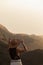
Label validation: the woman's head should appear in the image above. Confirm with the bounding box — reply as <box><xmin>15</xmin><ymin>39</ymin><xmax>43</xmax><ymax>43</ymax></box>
<box><xmin>9</xmin><ymin>39</ymin><xmax>20</xmax><ymax>48</ymax></box>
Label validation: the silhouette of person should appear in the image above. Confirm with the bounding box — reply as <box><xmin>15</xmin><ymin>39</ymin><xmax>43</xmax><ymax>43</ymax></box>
<box><xmin>8</xmin><ymin>39</ymin><xmax>28</xmax><ymax>65</ymax></box>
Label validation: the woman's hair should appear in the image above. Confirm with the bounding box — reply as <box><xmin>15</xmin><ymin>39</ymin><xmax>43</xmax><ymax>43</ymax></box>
<box><xmin>9</xmin><ymin>39</ymin><xmax>20</xmax><ymax>46</ymax></box>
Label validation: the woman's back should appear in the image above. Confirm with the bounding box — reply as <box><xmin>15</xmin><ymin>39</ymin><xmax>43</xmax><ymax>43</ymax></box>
<box><xmin>9</xmin><ymin>48</ymin><xmax>20</xmax><ymax>60</ymax></box>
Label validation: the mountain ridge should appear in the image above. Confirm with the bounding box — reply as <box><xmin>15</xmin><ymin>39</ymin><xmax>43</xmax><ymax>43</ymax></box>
<box><xmin>0</xmin><ymin>24</ymin><xmax>43</xmax><ymax>50</ymax></box>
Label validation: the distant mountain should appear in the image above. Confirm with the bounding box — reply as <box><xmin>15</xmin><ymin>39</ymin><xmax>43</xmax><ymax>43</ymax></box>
<box><xmin>0</xmin><ymin>24</ymin><xmax>15</xmax><ymax>42</ymax></box>
<box><xmin>0</xmin><ymin>24</ymin><xmax>43</xmax><ymax>50</ymax></box>
<box><xmin>15</xmin><ymin>34</ymin><xmax>43</xmax><ymax>50</ymax></box>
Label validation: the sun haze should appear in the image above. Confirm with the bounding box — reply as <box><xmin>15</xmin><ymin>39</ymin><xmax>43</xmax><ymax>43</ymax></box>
<box><xmin>0</xmin><ymin>0</ymin><xmax>43</xmax><ymax>35</ymax></box>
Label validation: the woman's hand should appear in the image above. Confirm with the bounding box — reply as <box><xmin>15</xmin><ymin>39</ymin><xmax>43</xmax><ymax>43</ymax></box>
<box><xmin>21</xmin><ymin>40</ymin><xmax>28</xmax><ymax>52</ymax></box>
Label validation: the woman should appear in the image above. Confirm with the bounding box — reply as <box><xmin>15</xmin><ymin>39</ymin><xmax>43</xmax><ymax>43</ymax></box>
<box><xmin>8</xmin><ymin>39</ymin><xmax>28</xmax><ymax>65</ymax></box>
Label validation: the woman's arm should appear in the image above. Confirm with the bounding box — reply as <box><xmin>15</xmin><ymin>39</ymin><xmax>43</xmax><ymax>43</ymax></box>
<box><xmin>17</xmin><ymin>40</ymin><xmax>28</xmax><ymax>53</ymax></box>
<box><xmin>17</xmin><ymin>47</ymin><xmax>25</xmax><ymax>53</ymax></box>
<box><xmin>22</xmin><ymin>41</ymin><xmax>28</xmax><ymax>51</ymax></box>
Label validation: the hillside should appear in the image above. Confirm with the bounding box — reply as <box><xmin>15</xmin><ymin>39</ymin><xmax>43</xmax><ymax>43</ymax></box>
<box><xmin>0</xmin><ymin>24</ymin><xmax>43</xmax><ymax>50</ymax></box>
<box><xmin>0</xmin><ymin>24</ymin><xmax>15</xmax><ymax>42</ymax></box>
<box><xmin>0</xmin><ymin>41</ymin><xmax>43</xmax><ymax>65</ymax></box>
<box><xmin>21</xmin><ymin>49</ymin><xmax>43</xmax><ymax>65</ymax></box>
<box><xmin>0</xmin><ymin>40</ymin><xmax>10</xmax><ymax>65</ymax></box>
<box><xmin>0</xmin><ymin>24</ymin><xmax>43</xmax><ymax>65</ymax></box>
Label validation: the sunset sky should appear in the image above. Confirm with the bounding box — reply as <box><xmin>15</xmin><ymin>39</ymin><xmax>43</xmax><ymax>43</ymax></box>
<box><xmin>0</xmin><ymin>0</ymin><xmax>43</xmax><ymax>35</ymax></box>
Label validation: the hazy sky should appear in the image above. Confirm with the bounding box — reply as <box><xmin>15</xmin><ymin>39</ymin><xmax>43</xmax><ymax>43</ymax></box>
<box><xmin>0</xmin><ymin>0</ymin><xmax>43</xmax><ymax>35</ymax></box>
